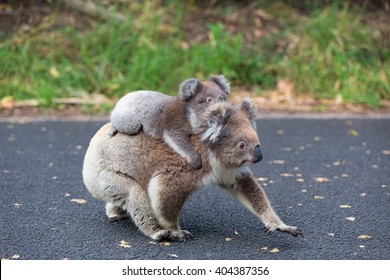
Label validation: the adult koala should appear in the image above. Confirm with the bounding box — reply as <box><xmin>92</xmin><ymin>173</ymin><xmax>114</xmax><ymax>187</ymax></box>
<box><xmin>83</xmin><ymin>99</ymin><xmax>303</xmax><ymax>241</ymax></box>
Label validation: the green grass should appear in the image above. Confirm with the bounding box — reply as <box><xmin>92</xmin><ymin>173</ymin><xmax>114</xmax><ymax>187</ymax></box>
<box><xmin>0</xmin><ymin>1</ymin><xmax>389</xmax><ymax>108</ymax></box>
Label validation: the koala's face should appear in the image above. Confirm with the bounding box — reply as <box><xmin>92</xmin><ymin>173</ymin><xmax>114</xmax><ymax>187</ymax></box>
<box><xmin>200</xmin><ymin>99</ymin><xmax>263</xmax><ymax>169</ymax></box>
<box><xmin>179</xmin><ymin>75</ymin><xmax>230</xmax><ymax>122</ymax></box>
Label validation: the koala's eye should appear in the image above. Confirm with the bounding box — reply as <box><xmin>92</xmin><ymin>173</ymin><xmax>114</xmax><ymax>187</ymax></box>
<box><xmin>238</xmin><ymin>142</ymin><xmax>246</xmax><ymax>150</ymax></box>
<box><xmin>207</xmin><ymin>97</ymin><xmax>213</xmax><ymax>103</ymax></box>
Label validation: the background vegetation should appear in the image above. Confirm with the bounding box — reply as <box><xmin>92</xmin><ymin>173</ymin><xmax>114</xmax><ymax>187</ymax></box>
<box><xmin>0</xmin><ymin>0</ymin><xmax>389</xmax><ymax>110</ymax></box>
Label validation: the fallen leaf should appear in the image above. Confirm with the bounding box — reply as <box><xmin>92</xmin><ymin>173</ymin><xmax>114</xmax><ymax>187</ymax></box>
<box><xmin>281</xmin><ymin>173</ymin><xmax>293</xmax><ymax>177</ymax></box>
<box><xmin>234</xmin><ymin>230</ymin><xmax>239</xmax><ymax>235</ymax></box>
<box><xmin>341</xmin><ymin>174</ymin><xmax>349</xmax><ymax>177</ymax></box>
<box><xmin>168</xmin><ymin>254</ymin><xmax>178</xmax><ymax>258</ymax></box>
<box><xmin>11</xmin><ymin>254</ymin><xmax>20</xmax><ymax>259</ymax></box>
<box><xmin>260</xmin><ymin>246</ymin><xmax>268</xmax><ymax>251</ymax></box>
<box><xmin>71</xmin><ymin>198</ymin><xmax>87</xmax><ymax>204</ymax></box>
<box><xmin>346</xmin><ymin>217</ymin><xmax>356</xmax><ymax>221</ymax></box>
<box><xmin>314</xmin><ymin>195</ymin><xmax>325</xmax><ymax>200</ymax></box>
<box><xmin>76</xmin><ymin>145</ymin><xmax>83</xmax><ymax>150</ymax></box>
<box><xmin>256</xmin><ymin>177</ymin><xmax>269</xmax><ymax>182</ymax></box>
<box><xmin>327</xmin><ymin>233</ymin><xmax>335</xmax><ymax>237</ymax></box>
<box><xmin>161</xmin><ymin>242</ymin><xmax>170</xmax><ymax>246</ymax></box>
<box><xmin>333</xmin><ymin>161</ymin><xmax>341</xmax><ymax>166</ymax></box>
<box><xmin>14</xmin><ymin>203</ymin><xmax>22</xmax><ymax>208</ymax></box>
<box><xmin>358</xmin><ymin>245</ymin><xmax>365</xmax><ymax>248</ymax></box>
<box><xmin>358</xmin><ymin>235</ymin><xmax>372</xmax><ymax>239</ymax></box>
<box><xmin>225</xmin><ymin>237</ymin><xmax>232</xmax><ymax>242</ymax></box>
<box><xmin>360</xmin><ymin>193</ymin><xmax>367</xmax><ymax>197</ymax></box>
<box><xmin>272</xmin><ymin>160</ymin><xmax>285</xmax><ymax>164</ymax></box>
<box><xmin>52</xmin><ymin>176</ymin><xmax>58</xmax><ymax>180</ymax></box>
<box><xmin>301</xmin><ymin>189</ymin><xmax>307</xmax><ymax>193</ymax></box>
<box><xmin>119</xmin><ymin>240</ymin><xmax>131</xmax><ymax>248</ymax></box>
<box><xmin>314</xmin><ymin>136</ymin><xmax>321</xmax><ymax>141</ymax></box>
<box><xmin>282</xmin><ymin>147</ymin><xmax>292</xmax><ymax>152</ymax></box>
<box><xmin>315</xmin><ymin>177</ymin><xmax>329</xmax><ymax>182</ymax></box>
<box><xmin>149</xmin><ymin>241</ymin><xmax>157</xmax><ymax>245</ymax></box>
<box><xmin>1</xmin><ymin>96</ymin><xmax>15</xmax><ymax>109</ymax></box>
<box><xmin>348</xmin><ymin>129</ymin><xmax>359</xmax><ymax>137</ymax></box>
<box><xmin>382</xmin><ymin>150</ymin><xmax>390</xmax><ymax>155</ymax></box>
<box><xmin>297</xmin><ymin>178</ymin><xmax>305</xmax><ymax>183</ymax></box>
<box><xmin>269</xmin><ymin>248</ymin><xmax>280</xmax><ymax>253</ymax></box>
<box><xmin>340</xmin><ymin>205</ymin><xmax>352</xmax><ymax>208</ymax></box>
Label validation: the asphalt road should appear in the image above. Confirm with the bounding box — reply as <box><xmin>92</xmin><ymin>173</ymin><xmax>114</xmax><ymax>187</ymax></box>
<box><xmin>0</xmin><ymin>117</ymin><xmax>389</xmax><ymax>260</ymax></box>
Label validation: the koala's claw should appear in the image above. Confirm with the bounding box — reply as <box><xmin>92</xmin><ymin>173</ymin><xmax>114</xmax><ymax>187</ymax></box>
<box><xmin>277</xmin><ymin>226</ymin><xmax>305</xmax><ymax>238</ymax></box>
<box><xmin>108</xmin><ymin>127</ymin><xmax>118</xmax><ymax>137</ymax></box>
<box><xmin>153</xmin><ymin>229</ymin><xmax>193</xmax><ymax>242</ymax></box>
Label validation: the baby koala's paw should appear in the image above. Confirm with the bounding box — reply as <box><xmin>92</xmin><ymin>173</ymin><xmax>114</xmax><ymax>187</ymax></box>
<box><xmin>189</xmin><ymin>155</ymin><xmax>203</xmax><ymax>170</ymax></box>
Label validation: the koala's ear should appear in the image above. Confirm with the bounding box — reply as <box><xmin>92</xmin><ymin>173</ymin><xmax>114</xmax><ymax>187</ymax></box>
<box><xmin>209</xmin><ymin>75</ymin><xmax>230</xmax><ymax>95</ymax></box>
<box><xmin>201</xmin><ymin>104</ymin><xmax>231</xmax><ymax>143</ymax></box>
<box><xmin>179</xmin><ymin>78</ymin><xmax>202</xmax><ymax>101</ymax></box>
<box><xmin>240</xmin><ymin>98</ymin><xmax>259</xmax><ymax>128</ymax></box>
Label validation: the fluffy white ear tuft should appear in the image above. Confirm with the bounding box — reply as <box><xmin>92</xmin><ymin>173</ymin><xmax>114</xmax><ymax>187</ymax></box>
<box><xmin>209</xmin><ymin>75</ymin><xmax>230</xmax><ymax>95</ymax></box>
<box><xmin>240</xmin><ymin>98</ymin><xmax>258</xmax><ymax>129</ymax></box>
<box><xmin>201</xmin><ymin>103</ymin><xmax>230</xmax><ymax>143</ymax></box>
<box><xmin>179</xmin><ymin>78</ymin><xmax>201</xmax><ymax>101</ymax></box>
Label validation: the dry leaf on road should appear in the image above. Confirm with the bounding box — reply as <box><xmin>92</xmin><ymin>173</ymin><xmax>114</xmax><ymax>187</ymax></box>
<box><xmin>119</xmin><ymin>240</ymin><xmax>131</xmax><ymax>248</ymax></box>
<box><xmin>358</xmin><ymin>235</ymin><xmax>372</xmax><ymax>239</ymax></box>
<box><xmin>71</xmin><ymin>198</ymin><xmax>87</xmax><ymax>204</ymax></box>
<box><xmin>315</xmin><ymin>177</ymin><xmax>329</xmax><ymax>182</ymax></box>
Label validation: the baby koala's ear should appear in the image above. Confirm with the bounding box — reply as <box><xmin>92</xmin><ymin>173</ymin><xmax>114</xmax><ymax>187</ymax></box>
<box><xmin>179</xmin><ymin>78</ymin><xmax>202</xmax><ymax>101</ymax></box>
<box><xmin>209</xmin><ymin>75</ymin><xmax>230</xmax><ymax>95</ymax></box>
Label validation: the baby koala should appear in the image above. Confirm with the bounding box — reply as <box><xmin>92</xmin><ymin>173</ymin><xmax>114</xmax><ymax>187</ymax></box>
<box><xmin>108</xmin><ymin>75</ymin><xmax>230</xmax><ymax>170</ymax></box>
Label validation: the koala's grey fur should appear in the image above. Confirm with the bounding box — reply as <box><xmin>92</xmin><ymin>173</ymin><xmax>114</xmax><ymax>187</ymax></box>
<box><xmin>83</xmin><ymin>100</ymin><xmax>303</xmax><ymax>242</ymax></box>
<box><xmin>108</xmin><ymin>75</ymin><xmax>230</xmax><ymax>170</ymax></box>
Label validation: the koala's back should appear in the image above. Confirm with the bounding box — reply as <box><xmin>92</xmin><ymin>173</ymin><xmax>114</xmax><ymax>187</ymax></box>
<box><xmin>111</xmin><ymin>91</ymin><xmax>173</xmax><ymax>137</ymax></box>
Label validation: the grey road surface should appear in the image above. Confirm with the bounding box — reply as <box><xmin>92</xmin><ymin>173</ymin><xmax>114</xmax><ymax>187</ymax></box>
<box><xmin>0</xmin><ymin>117</ymin><xmax>389</xmax><ymax>260</ymax></box>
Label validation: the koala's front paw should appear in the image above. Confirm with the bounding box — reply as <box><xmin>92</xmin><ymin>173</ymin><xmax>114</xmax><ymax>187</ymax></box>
<box><xmin>277</xmin><ymin>225</ymin><xmax>304</xmax><ymax>238</ymax></box>
<box><xmin>189</xmin><ymin>155</ymin><xmax>203</xmax><ymax>170</ymax></box>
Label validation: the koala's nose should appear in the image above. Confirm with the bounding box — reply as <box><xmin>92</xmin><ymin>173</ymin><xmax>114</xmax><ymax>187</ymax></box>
<box><xmin>254</xmin><ymin>145</ymin><xmax>263</xmax><ymax>162</ymax></box>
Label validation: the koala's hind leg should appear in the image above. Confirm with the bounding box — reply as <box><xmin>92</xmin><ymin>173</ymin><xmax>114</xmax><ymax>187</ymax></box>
<box><xmin>110</xmin><ymin>111</ymin><xmax>143</xmax><ymax>136</ymax></box>
<box><xmin>124</xmin><ymin>178</ymin><xmax>191</xmax><ymax>242</ymax></box>
<box><xmin>105</xmin><ymin>202</ymin><xmax>128</xmax><ymax>222</ymax></box>
<box><xmin>147</xmin><ymin>175</ymin><xmax>193</xmax><ymax>241</ymax></box>
<box><xmin>227</xmin><ymin>172</ymin><xmax>304</xmax><ymax>238</ymax></box>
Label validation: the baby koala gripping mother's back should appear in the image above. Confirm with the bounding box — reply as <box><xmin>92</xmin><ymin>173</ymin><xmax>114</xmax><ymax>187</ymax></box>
<box><xmin>83</xmin><ymin>99</ymin><xmax>304</xmax><ymax>242</ymax></box>
<box><xmin>109</xmin><ymin>75</ymin><xmax>230</xmax><ymax>170</ymax></box>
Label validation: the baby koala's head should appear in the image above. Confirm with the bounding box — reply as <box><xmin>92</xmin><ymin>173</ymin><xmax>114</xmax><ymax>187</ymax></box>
<box><xmin>179</xmin><ymin>75</ymin><xmax>230</xmax><ymax>131</ymax></box>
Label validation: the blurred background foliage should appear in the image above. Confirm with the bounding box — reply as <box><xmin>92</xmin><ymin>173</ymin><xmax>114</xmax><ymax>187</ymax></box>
<box><xmin>0</xmin><ymin>0</ymin><xmax>389</xmax><ymax>109</ymax></box>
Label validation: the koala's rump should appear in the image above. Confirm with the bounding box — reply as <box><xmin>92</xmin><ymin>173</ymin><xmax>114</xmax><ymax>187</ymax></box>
<box><xmin>85</xmin><ymin>123</ymin><xmax>199</xmax><ymax>190</ymax></box>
